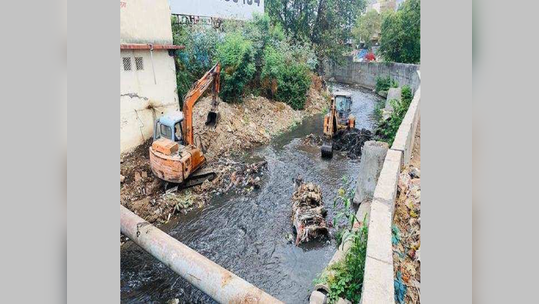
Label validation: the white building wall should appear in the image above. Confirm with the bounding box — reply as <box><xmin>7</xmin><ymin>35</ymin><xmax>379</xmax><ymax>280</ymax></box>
<box><xmin>120</xmin><ymin>50</ymin><xmax>179</xmax><ymax>153</ymax></box>
<box><xmin>120</xmin><ymin>0</ymin><xmax>179</xmax><ymax>154</ymax></box>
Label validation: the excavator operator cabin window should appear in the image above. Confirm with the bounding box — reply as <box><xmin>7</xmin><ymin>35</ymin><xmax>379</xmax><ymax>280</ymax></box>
<box><xmin>160</xmin><ymin>124</ymin><xmax>172</xmax><ymax>140</ymax></box>
<box><xmin>336</xmin><ymin>96</ymin><xmax>346</xmax><ymax>111</ymax></box>
<box><xmin>174</xmin><ymin>123</ymin><xmax>182</xmax><ymax>143</ymax></box>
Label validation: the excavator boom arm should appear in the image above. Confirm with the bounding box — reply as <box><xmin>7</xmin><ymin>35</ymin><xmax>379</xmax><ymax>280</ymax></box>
<box><xmin>182</xmin><ymin>63</ymin><xmax>221</xmax><ymax>146</ymax></box>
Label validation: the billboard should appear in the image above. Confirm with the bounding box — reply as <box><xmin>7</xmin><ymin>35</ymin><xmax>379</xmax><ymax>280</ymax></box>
<box><xmin>169</xmin><ymin>0</ymin><xmax>264</xmax><ymax>20</ymax></box>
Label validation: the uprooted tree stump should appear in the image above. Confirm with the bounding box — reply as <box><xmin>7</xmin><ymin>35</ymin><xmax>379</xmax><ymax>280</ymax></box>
<box><xmin>292</xmin><ymin>181</ymin><xmax>329</xmax><ymax>245</ymax></box>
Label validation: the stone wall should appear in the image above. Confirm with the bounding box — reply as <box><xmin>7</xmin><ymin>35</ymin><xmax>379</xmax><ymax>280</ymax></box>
<box><xmin>324</xmin><ymin>57</ymin><xmax>420</xmax><ymax>94</ymax></box>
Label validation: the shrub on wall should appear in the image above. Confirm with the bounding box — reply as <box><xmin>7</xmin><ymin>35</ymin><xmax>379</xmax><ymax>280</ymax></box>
<box><xmin>375</xmin><ymin>76</ymin><xmax>399</xmax><ymax>93</ymax></box>
<box><xmin>216</xmin><ymin>32</ymin><xmax>256</xmax><ymax>103</ymax></box>
<box><xmin>375</xmin><ymin>85</ymin><xmax>413</xmax><ymax>145</ymax></box>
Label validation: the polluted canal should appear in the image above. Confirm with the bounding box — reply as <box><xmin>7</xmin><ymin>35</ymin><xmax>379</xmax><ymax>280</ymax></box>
<box><xmin>121</xmin><ymin>84</ymin><xmax>383</xmax><ymax>303</ymax></box>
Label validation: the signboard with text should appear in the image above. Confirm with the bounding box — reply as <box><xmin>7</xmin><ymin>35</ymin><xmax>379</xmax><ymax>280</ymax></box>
<box><xmin>169</xmin><ymin>0</ymin><xmax>264</xmax><ymax>20</ymax></box>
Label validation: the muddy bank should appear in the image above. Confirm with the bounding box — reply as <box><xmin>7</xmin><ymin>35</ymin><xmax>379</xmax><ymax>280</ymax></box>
<box><xmin>120</xmin><ymin>85</ymin><xmax>328</xmax><ymax>226</ymax></box>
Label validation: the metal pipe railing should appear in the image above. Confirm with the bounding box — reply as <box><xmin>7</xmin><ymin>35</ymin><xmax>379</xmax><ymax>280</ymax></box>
<box><xmin>120</xmin><ymin>205</ymin><xmax>283</xmax><ymax>304</ymax></box>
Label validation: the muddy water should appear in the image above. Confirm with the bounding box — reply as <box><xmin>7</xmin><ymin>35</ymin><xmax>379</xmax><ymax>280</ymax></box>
<box><xmin>121</xmin><ymin>84</ymin><xmax>382</xmax><ymax>303</ymax></box>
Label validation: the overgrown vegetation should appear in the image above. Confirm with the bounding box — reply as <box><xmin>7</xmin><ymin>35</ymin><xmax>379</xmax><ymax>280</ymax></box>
<box><xmin>266</xmin><ymin>0</ymin><xmax>367</xmax><ymax>65</ymax></box>
<box><xmin>261</xmin><ymin>43</ymin><xmax>313</xmax><ymax>109</ymax></box>
<box><xmin>375</xmin><ymin>76</ymin><xmax>399</xmax><ymax>93</ymax></box>
<box><xmin>378</xmin><ymin>0</ymin><xmax>421</xmax><ymax>63</ymax></box>
<box><xmin>171</xmin><ymin>17</ymin><xmax>221</xmax><ymax>105</ymax></box>
<box><xmin>172</xmin><ymin>14</ymin><xmax>315</xmax><ymax>109</ymax></box>
<box><xmin>315</xmin><ymin>177</ymin><xmax>369</xmax><ymax>303</ymax></box>
<box><xmin>216</xmin><ymin>32</ymin><xmax>256</xmax><ymax>103</ymax></box>
<box><xmin>375</xmin><ymin>85</ymin><xmax>413</xmax><ymax>145</ymax></box>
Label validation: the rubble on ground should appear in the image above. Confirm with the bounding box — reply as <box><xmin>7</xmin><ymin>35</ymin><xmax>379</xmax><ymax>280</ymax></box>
<box><xmin>193</xmin><ymin>81</ymin><xmax>328</xmax><ymax>162</ymax></box>
<box><xmin>291</xmin><ymin>179</ymin><xmax>329</xmax><ymax>245</ymax></box>
<box><xmin>120</xmin><ymin>149</ymin><xmax>268</xmax><ymax>224</ymax></box>
<box><xmin>393</xmin><ymin>165</ymin><xmax>421</xmax><ymax>304</ymax></box>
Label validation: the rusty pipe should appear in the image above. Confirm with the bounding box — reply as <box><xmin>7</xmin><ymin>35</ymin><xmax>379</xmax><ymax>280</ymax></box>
<box><xmin>120</xmin><ymin>205</ymin><xmax>283</xmax><ymax>304</ymax></box>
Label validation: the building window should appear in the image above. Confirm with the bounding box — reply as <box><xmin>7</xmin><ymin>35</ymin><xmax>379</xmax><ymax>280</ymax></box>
<box><xmin>135</xmin><ymin>57</ymin><xmax>144</xmax><ymax>70</ymax></box>
<box><xmin>122</xmin><ymin>57</ymin><xmax>131</xmax><ymax>71</ymax></box>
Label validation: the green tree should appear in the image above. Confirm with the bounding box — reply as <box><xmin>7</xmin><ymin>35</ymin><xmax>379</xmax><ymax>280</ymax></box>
<box><xmin>352</xmin><ymin>10</ymin><xmax>381</xmax><ymax>48</ymax></box>
<box><xmin>265</xmin><ymin>0</ymin><xmax>367</xmax><ymax>65</ymax></box>
<box><xmin>378</xmin><ymin>0</ymin><xmax>420</xmax><ymax>63</ymax></box>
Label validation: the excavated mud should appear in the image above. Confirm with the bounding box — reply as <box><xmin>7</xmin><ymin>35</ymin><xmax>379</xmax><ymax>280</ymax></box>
<box><xmin>302</xmin><ymin>128</ymin><xmax>372</xmax><ymax>159</ymax></box>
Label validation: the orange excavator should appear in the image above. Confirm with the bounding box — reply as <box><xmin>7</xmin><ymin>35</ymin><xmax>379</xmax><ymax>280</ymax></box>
<box><xmin>149</xmin><ymin>63</ymin><xmax>221</xmax><ymax>188</ymax></box>
<box><xmin>321</xmin><ymin>91</ymin><xmax>355</xmax><ymax>158</ymax></box>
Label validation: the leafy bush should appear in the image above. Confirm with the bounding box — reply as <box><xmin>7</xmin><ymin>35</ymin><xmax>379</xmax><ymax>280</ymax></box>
<box><xmin>401</xmin><ymin>85</ymin><xmax>412</xmax><ymax>105</ymax></box>
<box><xmin>216</xmin><ymin>32</ymin><xmax>256</xmax><ymax>102</ymax></box>
<box><xmin>275</xmin><ymin>63</ymin><xmax>312</xmax><ymax>110</ymax></box>
<box><xmin>375</xmin><ymin>76</ymin><xmax>399</xmax><ymax>93</ymax></box>
<box><xmin>261</xmin><ymin>44</ymin><xmax>312</xmax><ymax>110</ymax></box>
<box><xmin>315</xmin><ymin>176</ymin><xmax>369</xmax><ymax>303</ymax></box>
<box><xmin>171</xmin><ymin>13</ymin><xmax>317</xmax><ymax>107</ymax></box>
<box><xmin>324</xmin><ymin>224</ymin><xmax>368</xmax><ymax>303</ymax></box>
<box><xmin>376</xmin><ymin>85</ymin><xmax>414</xmax><ymax>145</ymax></box>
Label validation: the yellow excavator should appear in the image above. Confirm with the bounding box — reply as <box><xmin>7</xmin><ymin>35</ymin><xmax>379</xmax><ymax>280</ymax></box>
<box><xmin>149</xmin><ymin>63</ymin><xmax>221</xmax><ymax>188</ymax></box>
<box><xmin>321</xmin><ymin>91</ymin><xmax>355</xmax><ymax>158</ymax></box>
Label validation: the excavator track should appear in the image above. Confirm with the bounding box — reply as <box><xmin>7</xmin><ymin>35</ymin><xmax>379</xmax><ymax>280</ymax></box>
<box><xmin>182</xmin><ymin>167</ymin><xmax>216</xmax><ymax>189</ymax></box>
<box><xmin>162</xmin><ymin>167</ymin><xmax>216</xmax><ymax>192</ymax></box>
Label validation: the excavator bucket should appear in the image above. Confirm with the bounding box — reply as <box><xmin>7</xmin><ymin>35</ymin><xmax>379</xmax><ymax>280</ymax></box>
<box><xmin>321</xmin><ymin>140</ymin><xmax>333</xmax><ymax>158</ymax></box>
<box><xmin>205</xmin><ymin>111</ymin><xmax>219</xmax><ymax>127</ymax></box>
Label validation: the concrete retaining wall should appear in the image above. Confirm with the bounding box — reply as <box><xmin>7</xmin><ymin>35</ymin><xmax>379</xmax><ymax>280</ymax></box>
<box><xmin>391</xmin><ymin>87</ymin><xmax>421</xmax><ymax>166</ymax></box>
<box><xmin>361</xmin><ymin>83</ymin><xmax>421</xmax><ymax>304</ymax></box>
<box><xmin>324</xmin><ymin>57</ymin><xmax>420</xmax><ymax>94</ymax></box>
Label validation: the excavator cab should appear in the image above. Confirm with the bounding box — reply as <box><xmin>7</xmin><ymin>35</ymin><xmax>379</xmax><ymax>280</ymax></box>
<box><xmin>321</xmin><ymin>91</ymin><xmax>356</xmax><ymax>158</ymax></box>
<box><xmin>335</xmin><ymin>93</ymin><xmax>352</xmax><ymax>125</ymax></box>
<box><xmin>153</xmin><ymin>111</ymin><xmax>185</xmax><ymax>145</ymax></box>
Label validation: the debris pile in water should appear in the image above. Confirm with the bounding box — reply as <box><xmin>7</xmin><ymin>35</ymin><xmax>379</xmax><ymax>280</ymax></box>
<box><xmin>291</xmin><ymin>178</ymin><xmax>329</xmax><ymax>245</ymax></box>
<box><xmin>302</xmin><ymin>128</ymin><xmax>372</xmax><ymax>159</ymax></box>
<box><xmin>332</xmin><ymin>128</ymin><xmax>373</xmax><ymax>158</ymax></box>
<box><xmin>219</xmin><ymin>160</ymin><xmax>268</xmax><ymax>194</ymax></box>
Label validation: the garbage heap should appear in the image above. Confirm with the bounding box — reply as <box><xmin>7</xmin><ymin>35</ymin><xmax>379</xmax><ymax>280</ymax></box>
<box><xmin>332</xmin><ymin>128</ymin><xmax>373</xmax><ymax>159</ymax></box>
<box><xmin>291</xmin><ymin>181</ymin><xmax>329</xmax><ymax>245</ymax></box>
